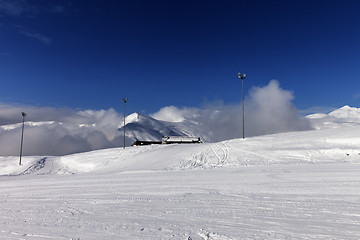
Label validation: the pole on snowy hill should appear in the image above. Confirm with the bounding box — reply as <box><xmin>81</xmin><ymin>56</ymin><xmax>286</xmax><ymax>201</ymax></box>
<box><xmin>122</xmin><ymin>98</ymin><xmax>128</xmax><ymax>149</ymax></box>
<box><xmin>19</xmin><ymin>112</ymin><xmax>27</xmax><ymax>165</ymax></box>
<box><xmin>238</xmin><ymin>73</ymin><xmax>246</xmax><ymax>139</ymax></box>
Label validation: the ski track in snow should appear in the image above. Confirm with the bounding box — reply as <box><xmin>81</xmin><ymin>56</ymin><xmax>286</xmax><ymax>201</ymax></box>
<box><xmin>1</xmin><ymin>164</ymin><xmax>360</xmax><ymax>239</ymax></box>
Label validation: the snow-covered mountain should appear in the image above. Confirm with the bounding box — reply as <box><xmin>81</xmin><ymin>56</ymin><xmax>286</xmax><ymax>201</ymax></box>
<box><xmin>3</xmin><ymin>123</ymin><xmax>360</xmax><ymax>176</ymax></box>
<box><xmin>121</xmin><ymin>113</ymin><xmax>190</xmax><ymax>143</ymax></box>
<box><xmin>123</xmin><ymin>105</ymin><xmax>360</xmax><ymax>144</ymax></box>
<box><xmin>120</xmin><ymin>112</ymin><xmax>209</xmax><ymax>145</ymax></box>
<box><xmin>306</xmin><ymin>105</ymin><xmax>360</xmax><ymax>129</ymax></box>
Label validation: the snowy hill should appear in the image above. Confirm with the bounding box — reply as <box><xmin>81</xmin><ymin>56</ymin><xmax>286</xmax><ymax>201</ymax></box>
<box><xmin>329</xmin><ymin>105</ymin><xmax>360</xmax><ymax>119</ymax></box>
<box><xmin>307</xmin><ymin>105</ymin><xmax>360</xmax><ymax>129</ymax></box>
<box><xmin>2</xmin><ymin>124</ymin><xmax>360</xmax><ymax>176</ymax></box>
<box><xmin>1</xmin><ymin>123</ymin><xmax>360</xmax><ymax>239</ymax></box>
<box><xmin>1</xmin><ymin>107</ymin><xmax>360</xmax><ymax>239</ymax></box>
<box><xmin>121</xmin><ymin>112</ymin><xmax>216</xmax><ymax>144</ymax></box>
<box><xmin>120</xmin><ymin>113</ymin><xmax>190</xmax><ymax>145</ymax></box>
<box><xmin>122</xmin><ymin>105</ymin><xmax>360</xmax><ymax>146</ymax></box>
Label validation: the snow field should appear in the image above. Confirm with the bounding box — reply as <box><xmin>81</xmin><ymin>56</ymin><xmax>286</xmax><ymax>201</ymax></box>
<box><xmin>1</xmin><ymin>164</ymin><xmax>360</xmax><ymax>239</ymax></box>
<box><xmin>1</xmin><ymin>125</ymin><xmax>360</xmax><ymax>239</ymax></box>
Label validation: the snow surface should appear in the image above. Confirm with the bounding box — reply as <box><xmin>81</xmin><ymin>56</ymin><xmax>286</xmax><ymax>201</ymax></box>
<box><xmin>1</xmin><ymin>106</ymin><xmax>360</xmax><ymax>239</ymax></box>
<box><xmin>1</xmin><ymin>116</ymin><xmax>360</xmax><ymax>239</ymax></box>
<box><xmin>307</xmin><ymin>105</ymin><xmax>360</xmax><ymax>130</ymax></box>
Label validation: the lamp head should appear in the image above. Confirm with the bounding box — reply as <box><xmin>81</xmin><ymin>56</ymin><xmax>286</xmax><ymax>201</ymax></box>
<box><xmin>238</xmin><ymin>73</ymin><xmax>246</xmax><ymax>79</ymax></box>
<box><xmin>21</xmin><ymin>112</ymin><xmax>27</xmax><ymax>117</ymax></box>
<box><xmin>122</xmin><ymin>98</ymin><xmax>128</xmax><ymax>103</ymax></box>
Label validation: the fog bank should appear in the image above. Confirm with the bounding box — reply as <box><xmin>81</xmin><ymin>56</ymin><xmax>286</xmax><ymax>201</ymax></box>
<box><xmin>0</xmin><ymin>80</ymin><xmax>312</xmax><ymax>155</ymax></box>
<box><xmin>152</xmin><ymin>80</ymin><xmax>312</xmax><ymax>141</ymax></box>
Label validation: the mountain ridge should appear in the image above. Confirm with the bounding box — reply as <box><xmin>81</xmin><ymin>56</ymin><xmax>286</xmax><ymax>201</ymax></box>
<box><xmin>306</xmin><ymin>105</ymin><xmax>360</xmax><ymax>129</ymax></box>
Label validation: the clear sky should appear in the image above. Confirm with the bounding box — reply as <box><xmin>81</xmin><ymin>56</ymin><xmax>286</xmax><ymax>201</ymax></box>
<box><xmin>1</xmin><ymin>0</ymin><xmax>360</xmax><ymax>114</ymax></box>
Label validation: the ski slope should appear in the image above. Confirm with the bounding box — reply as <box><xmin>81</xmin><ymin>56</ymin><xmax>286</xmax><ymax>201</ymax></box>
<box><xmin>1</xmin><ymin>123</ymin><xmax>360</xmax><ymax>239</ymax></box>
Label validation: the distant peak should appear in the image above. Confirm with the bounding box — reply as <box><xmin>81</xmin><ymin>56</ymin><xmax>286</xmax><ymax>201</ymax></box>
<box><xmin>339</xmin><ymin>105</ymin><xmax>351</xmax><ymax>110</ymax></box>
<box><xmin>126</xmin><ymin>112</ymin><xmax>140</xmax><ymax>123</ymax></box>
<box><xmin>329</xmin><ymin>105</ymin><xmax>360</xmax><ymax>119</ymax></box>
<box><xmin>125</xmin><ymin>112</ymin><xmax>154</xmax><ymax>123</ymax></box>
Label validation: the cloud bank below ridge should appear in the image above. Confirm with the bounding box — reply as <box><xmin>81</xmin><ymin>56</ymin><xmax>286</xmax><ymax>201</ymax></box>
<box><xmin>151</xmin><ymin>80</ymin><xmax>312</xmax><ymax>141</ymax></box>
<box><xmin>0</xmin><ymin>105</ymin><xmax>123</xmax><ymax>156</ymax></box>
<box><xmin>0</xmin><ymin>80</ymin><xmax>312</xmax><ymax>156</ymax></box>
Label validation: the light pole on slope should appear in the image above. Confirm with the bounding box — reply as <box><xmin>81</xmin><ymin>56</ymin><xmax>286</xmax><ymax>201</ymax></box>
<box><xmin>19</xmin><ymin>112</ymin><xmax>27</xmax><ymax>165</ymax></box>
<box><xmin>122</xmin><ymin>98</ymin><xmax>128</xmax><ymax>149</ymax></box>
<box><xmin>238</xmin><ymin>73</ymin><xmax>246</xmax><ymax>139</ymax></box>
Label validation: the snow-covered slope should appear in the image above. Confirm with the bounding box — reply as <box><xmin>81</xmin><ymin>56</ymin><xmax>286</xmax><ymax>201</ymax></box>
<box><xmin>3</xmin><ymin>105</ymin><xmax>360</xmax><ymax>176</ymax></box>
<box><xmin>2</xmin><ymin>106</ymin><xmax>360</xmax><ymax>239</ymax></box>
<box><xmin>307</xmin><ymin>105</ymin><xmax>360</xmax><ymax>129</ymax></box>
<box><xmin>121</xmin><ymin>112</ymin><xmax>214</xmax><ymax>144</ymax></box>
<box><xmin>2</xmin><ymin>123</ymin><xmax>360</xmax><ymax>176</ymax></box>
<box><xmin>120</xmin><ymin>113</ymin><xmax>188</xmax><ymax>143</ymax></box>
<box><xmin>122</xmin><ymin>105</ymin><xmax>360</xmax><ymax>145</ymax></box>
<box><xmin>329</xmin><ymin>105</ymin><xmax>360</xmax><ymax>119</ymax></box>
<box><xmin>1</xmin><ymin>124</ymin><xmax>360</xmax><ymax>239</ymax></box>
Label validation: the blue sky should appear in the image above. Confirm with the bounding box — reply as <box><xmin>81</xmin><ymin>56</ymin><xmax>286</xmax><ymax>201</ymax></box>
<box><xmin>1</xmin><ymin>0</ymin><xmax>360</xmax><ymax>115</ymax></box>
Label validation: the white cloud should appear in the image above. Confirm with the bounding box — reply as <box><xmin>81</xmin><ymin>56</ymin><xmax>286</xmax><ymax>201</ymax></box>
<box><xmin>0</xmin><ymin>81</ymin><xmax>312</xmax><ymax>155</ymax></box>
<box><xmin>0</xmin><ymin>104</ymin><xmax>123</xmax><ymax>156</ymax></box>
<box><xmin>151</xmin><ymin>80</ymin><xmax>312</xmax><ymax>141</ymax></box>
<box><xmin>245</xmin><ymin>80</ymin><xmax>311</xmax><ymax>136</ymax></box>
<box><xmin>20</xmin><ymin>31</ymin><xmax>52</xmax><ymax>45</ymax></box>
<box><xmin>0</xmin><ymin>0</ymin><xmax>67</xmax><ymax>17</ymax></box>
<box><xmin>0</xmin><ymin>0</ymin><xmax>67</xmax><ymax>46</ymax></box>
<box><xmin>0</xmin><ymin>0</ymin><xmax>31</xmax><ymax>16</ymax></box>
<box><xmin>150</xmin><ymin>105</ymin><xmax>196</xmax><ymax>122</ymax></box>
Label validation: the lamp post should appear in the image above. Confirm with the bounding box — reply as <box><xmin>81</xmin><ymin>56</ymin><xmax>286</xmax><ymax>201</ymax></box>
<box><xmin>19</xmin><ymin>112</ymin><xmax>27</xmax><ymax>165</ymax></box>
<box><xmin>238</xmin><ymin>73</ymin><xmax>246</xmax><ymax>139</ymax></box>
<box><xmin>122</xmin><ymin>98</ymin><xmax>127</xmax><ymax>149</ymax></box>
